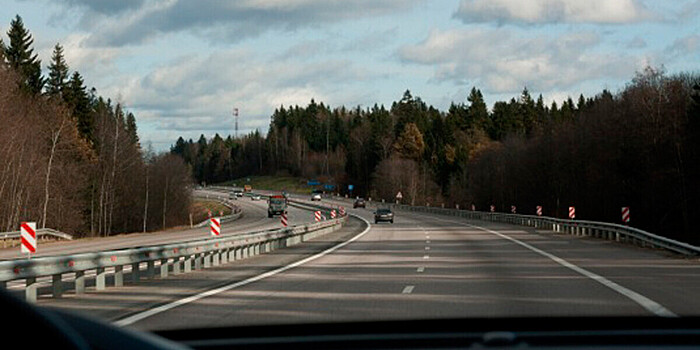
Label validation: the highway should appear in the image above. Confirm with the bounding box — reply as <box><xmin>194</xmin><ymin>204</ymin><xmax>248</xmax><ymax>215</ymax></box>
<box><xmin>34</xmin><ymin>194</ymin><xmax>700</xmax><ymax>331</ymax></box>
<box><xmin>0</xmin><ymin>193</ymin><xmax>298</xmax><ymax>260</ymax></box>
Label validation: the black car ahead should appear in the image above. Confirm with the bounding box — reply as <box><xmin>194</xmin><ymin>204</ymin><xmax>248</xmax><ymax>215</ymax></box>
<box><xmin>374</xmin><ymin>208</ymin><xmax>394</xmax><ymax>224</ymax></box>
<box><xmin>354</xmin><ymin>198</ymin><xmax>366</xmax><ymax>208</ymax></box>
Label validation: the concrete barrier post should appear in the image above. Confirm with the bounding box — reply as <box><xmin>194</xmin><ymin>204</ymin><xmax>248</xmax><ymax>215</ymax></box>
<box><xmin>52</xmin><ymin>274</ymin><xmax>63</xmax><ymax>298</ymax></box>
<box><xmin>96</xmin><ymin>267</ymin><xmax>106</xmax><ymax>290</ymax></box>
<box><xmin>75</xmin><ymin>271</ymin><xmax>86</xmax><ymax>294</ymax></box>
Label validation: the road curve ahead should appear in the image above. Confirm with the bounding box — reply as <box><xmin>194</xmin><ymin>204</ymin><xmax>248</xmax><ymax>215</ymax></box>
<box><xmin>77</xmin><ymin>200</ymin><xmax>700</xmax><ymax>331</ymax></box>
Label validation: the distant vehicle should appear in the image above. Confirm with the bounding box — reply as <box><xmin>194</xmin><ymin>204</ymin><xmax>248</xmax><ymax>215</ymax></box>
<box><xmin>251</xmin><ymin>194</ymin><xmax>261</xmax><ymax>201</ymax></box>
<box><xmin>244</xmin><ymin>185</ymin><xmax>252</xmax><ymax>192</ymax></box>
<box><xmin>311</xmin><ymin>189</ymin><xmax>323</xmax><ymax>201</ymax></box>
<box><xmin>374</xmin><ymin>208</ymin><xmax>394</xmax><ymax>224</ymax></box>
<box><xmin>268</xmin><ymin>195</ymin><xmax>287</xmax><ymax>218</ymax></box>
<box><xmin>232</xmin><ymin>189</ymin><xmax>244</xmax><ymax>198</ymax></box>
<box><xmin>354</xmin><ymin>198</ymin><xmax>366</xmax><ymax>208</ymax></box>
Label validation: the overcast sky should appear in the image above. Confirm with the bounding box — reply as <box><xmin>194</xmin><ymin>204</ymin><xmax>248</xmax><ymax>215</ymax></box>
<box><xmin>2</xmin><ymin>0</ymin><xmax>699</xmax><ymax>150</ymax></box>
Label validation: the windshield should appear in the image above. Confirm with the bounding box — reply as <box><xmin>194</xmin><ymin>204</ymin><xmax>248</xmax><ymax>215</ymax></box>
<box><xmin>1</xmin><ymin>0</ymin><xmax>699</xmax><ymax>338</ymax></box>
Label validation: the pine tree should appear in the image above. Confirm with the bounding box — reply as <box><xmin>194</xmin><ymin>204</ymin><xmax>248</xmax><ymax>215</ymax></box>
<box><xmin>125</xmin><ymin>112</ymin><xmax>139</xmax><ymax>146</ymax></box>
<box><xmin>46</xmin><ymin>43</ymin><xmax>69</xmax><ymax>97</ymax></box>
<box><xmin>64</xmin><ymin>71</ymin><xmax>94</xmax><ymax>143</ymax></box>
<box><xmin>4</xmin><ymin>15</ymin><xmax>44</xmax><ymax>94</ymax></box>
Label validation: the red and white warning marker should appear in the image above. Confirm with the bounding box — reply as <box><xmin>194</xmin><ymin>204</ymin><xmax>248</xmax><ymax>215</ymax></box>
<box><xmin>536</xmin><ymin>206</ymin><xmax>543</xmax><ymax>216</ymax></box>
<box><xmin>314</xmin><ymin>211</ymin><xmax>322</xmax><ymax>222</ymax></box>
<box><xmin>21</xmin><ymin>222</ymin><xmax>37</xmax><ymax>255</ymax></box>
<box><xmin>569</xmin><ymin>206</ymin><xmax>576</xmax><ymax>219</ymax></box>
<box><xmin>622</xmin><ymin>207</ymin><xmax>630</xmax><ymax>224</ymax></box>
<box><xmin>210</xmin><ymin>217</ymin><xmax>221</xmax><ymax>236</ymax></box>
<box><xmin>339</xmin><ymin>207</ymin><xmax>346</xmax><ymax>216</ymax></box>
<box><xmin>490</xmin><ymin>205</ymin><xmax>495</xmax><ymax>212</ymax></box>
<box><xmin>511</xmin><ymin>205</ymin><xmax>516</xmax><ymax>214</ymax></box>
<box><xmin>281</xmin><ymin>212</ymin><xmax>288</xmax><ymax>227</ymax></box>
<box><xmin>331</xmin><ymin>210</ymin><xmax>337</xmax><ymax>219</ymax></box>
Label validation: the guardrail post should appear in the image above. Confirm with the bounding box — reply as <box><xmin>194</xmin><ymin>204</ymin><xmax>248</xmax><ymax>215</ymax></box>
<box><xmin>195</xmin><ymin>253</ymin><xmax>203</xmax><ymax>270</ymax></box>
<box><xmin>221</xmin><ymin>249</ymin><xmax>228</xmax><ymax>264</ymax></box>
<box><xmin>26</xmin><ymin>277</ymin><xmax>37</xmax><ymax>303</ymax></box>
<box><xmin>146</xmin><ymin>261</ymin><xmax>155</xmax><ymax>279</ymax></box>
<box><xmin>184</xmin><ymin>255</ymin><xmax>193</xmax><ymax>273</ymax></box>
<box><xmin>203</xmin><ymin>253</ymin><xmax>211</xmax><ymax>268</ymax></box>
<box><xmin>52</xmin><ymin>274</ymin><xmax>63</xmax><ymax>298</ymax></box>
<box><xmin>172</xmin><ymin>258</ymin><xmax>182</xmax><ymax>275</ymax></box>
<box><xmin>160</xmin><ymin>259</ymin><xmax>169</xmax><ymax>278</ymax></box>
<box><xmin>131</xmin><ymin>262</ymin><xmax>140</xmax><ymax>283</ymax></box>
<box><xmin>114</xmin><ymin>266</ymin><xmax>123</xmax><ymax>287</ymax></box>
<box><xmin>75</xmin><ymin>271</ymin><xmax>85</xmax><ymax>294</ymax></box>
<box><xmin>212</xmin><ymin>252</ymin><xmax>220</xmax><ymax>266</ymax></box>
<box><xmin>96</xmin><ymin>267</ymin><xmax>106</xmax><ymax>290</ymax></box>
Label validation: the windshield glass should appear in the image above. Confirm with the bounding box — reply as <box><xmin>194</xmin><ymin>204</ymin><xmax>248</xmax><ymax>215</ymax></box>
<box><xmin>1</xmin><ymin>0</ymin><xmax>698</xmax><ymax>337</ymax></box>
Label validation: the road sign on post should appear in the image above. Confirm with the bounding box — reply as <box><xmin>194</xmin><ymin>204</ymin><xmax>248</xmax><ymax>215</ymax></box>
<box><xmin>622</xmin><ymin>207</ymin><xmax>630</xmax><ymax>224</ymax></box>
<box><xmin>210</xmin><ymin>217</ymin><xmax>220</xmax><ymax>236</ymax></box>
<box><xmin>314</xmin><ymin>211</ymin><xmax>322</xmax><ymax>222</ymax></box>
<box><xmin>21</xmin><ymin>222</ymin><xmax>37</xmax><ymax>256</ymax></box>
<box><xmin>281</xmin><ymin>212</ymin><xmax>288</xmax><ymax>227</ymax></box>
<box><xmin>569</xmin><ymin>206</ymin><xmax>576</xmax><ymax>219</ymax></box>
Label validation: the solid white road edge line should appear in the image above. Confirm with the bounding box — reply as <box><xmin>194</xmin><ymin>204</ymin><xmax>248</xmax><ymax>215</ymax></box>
<box><xmin>114</xmin><ymin>213</ymin><xmax>373</xmax><ymax>327</ymax></box>
<box><xmin>426</xmin><ymin>215</ymin><xmax>677</xmax><ymax>318</ymax></box>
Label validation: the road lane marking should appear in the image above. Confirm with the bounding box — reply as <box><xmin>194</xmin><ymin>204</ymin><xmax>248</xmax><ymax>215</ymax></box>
<box><xmin>423</xmin><ymin>255</ymin><xmax>429</xmax><ymax>259</ymax></box>
<box><xmin>425</xmin><ymin>215</ymin><xmax>677</xmax><ymax>318</ymax></box>
<box><xmin>402</xmin><ymin>285</ymin><xmax>415</xmax><ymax>294</ymax></box>
<box><xmin>114</xmin><ymin>213</ymin><xmax>373</xmax><ymax>327</ymax></box>
<box><xmin>417</xmin><ymin>267</ymin><xmax>425</xmax><ymax>273</ymax></box>
<box><xmin>426</xmin><ymin>240</ymin><xmax>430</xmax><ymax>244</ymax></box>
<box><xmin>425</xmin><ymin>247</ymin><xmax>430</xmax><ymax>250</ymax></box>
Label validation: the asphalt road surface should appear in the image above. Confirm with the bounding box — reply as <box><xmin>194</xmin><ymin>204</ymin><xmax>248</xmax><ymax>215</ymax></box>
<box><xmin>0</xmin><ymin>193</ymin><xmax>299</xmax><ymax>260</ymax></box>
<box><xmin>38</xmin><ymin>197</ymin><xmax>700</xmax><ymax>331</ymax></box>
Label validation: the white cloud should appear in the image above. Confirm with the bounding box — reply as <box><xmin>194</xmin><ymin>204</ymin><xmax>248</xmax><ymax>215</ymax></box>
<box><xmin>50</xmin><ymin>0</ymin><xmax>423</xmax><ymax>47</ymax></box>
<box><xmin>399</xmin><ymin>28</ymin><xmax>641</xmax><ymax>94</ymax></box>
<box><xmin>454</xmin><ymin>0</ymin><xmax>652</xmax><ymax>25</ymax></box>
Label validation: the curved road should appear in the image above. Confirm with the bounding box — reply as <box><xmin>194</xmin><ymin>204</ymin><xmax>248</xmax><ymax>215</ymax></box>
<box><xmin>37</xmin><ymin>197</ymin><xmax>700</xmax><ymax>330</ymax></box>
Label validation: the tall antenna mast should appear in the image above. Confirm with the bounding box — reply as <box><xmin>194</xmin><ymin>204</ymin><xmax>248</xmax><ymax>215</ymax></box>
<box><xmin>233</xmin><ymin>107</ymin><xmax>239</xmax><ymax>139</ymax></box>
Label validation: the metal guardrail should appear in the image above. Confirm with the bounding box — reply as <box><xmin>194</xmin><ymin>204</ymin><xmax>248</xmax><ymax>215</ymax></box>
<box><xmin>375</xmin><ymin>202</ymin><xmax>700</xmax><ymax>256</ymax></box>
<box><xmin>204</xmin><ymin>185</ymin><xmax>700</xmax><ymax>256</ymax></box>
<box><xmin>0</xmin><ymin>228</ymin><xmax>73</xmax><ymax>248</ymax></box>
<box><xmin>0</xmin><ymin>200</ymin><xmax>347</xmax><ymax>303</ymax></box>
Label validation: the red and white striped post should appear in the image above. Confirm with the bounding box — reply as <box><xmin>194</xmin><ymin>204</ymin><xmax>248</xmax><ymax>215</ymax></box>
<box><xmin>210</xmin><ymin>217</ymin><xmax>221</xmax><ymax>236</ymax></box>
<box><xmin>511</xmin><ymin>205</ymin><xmax>516</xmax><ymax>214</ymax></box>
<box><xmin>207</xmin><ymin>210</ymin><xmax>212</xmax><ymax>218</ymax></box>
<box><xmin>314</xmin><ymin>211</ymin><xmax>322</xmax><ymax>222</ymax></box>
<box><xmin>622</xmin><ymin>207</ymin><xmax>630</xmax><ymax>224</ymax></box>
<box><xmin>471</xmin><ymin>204</ymin><xmax>476</xmax><ymax>211</ymax></box>
<box><xmin>21</xmin><ymin>222</ymin><xmax>37</xmax><ymax>258</ymax></box>
<box><xmin>536</xmin><ymin>206</ymin><xmax>543</xmax><ymax>216</ymax></box>
<box><xmin>490</xmin><ymin>205</ymin><xmax>495</xmax><ymax>212</ymax></box>
<box><xmin>219</xmin><ymin>210</ymin><xmax>223</xmax><ymax>217</ymax></box>
<box><xmin>339</xmin><ymin>207</ymin><xmax>346</xmax><ymax>216</ymax></box>
<box><xmin>330</xmin><ymin>210</ymin><xmax>337</xmax><ymax>219</ymax></box>
<box><xmin>281</xmin><ymin>212</ymin><xmax>288</xmax><ymax>227</ymax></box>
<box><xmin>569</xmin><ymin>206</ymin><xmax>576</xmax><ymax>219</ymax></box>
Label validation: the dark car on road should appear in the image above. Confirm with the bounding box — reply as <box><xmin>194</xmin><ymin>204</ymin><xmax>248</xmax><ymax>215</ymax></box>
<box><xmin>374</xmin><ymin>208</ymin><xmax>394</xmax><ymax>224</ymax></box>
<box><xmin>354</xmin><ymin>198</ymin><xmax>366</xmax><ymax>208</ymax></box>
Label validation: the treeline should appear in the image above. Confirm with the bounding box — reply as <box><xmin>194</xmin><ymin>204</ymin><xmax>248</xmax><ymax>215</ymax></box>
<box><xmin>173</xmin><ymin>67</ymin><xmax>700</xmax><ymax>244</ymax></box>
<box><xmin>0</xmin><ymin>15</ymin><xmax>191</xmax><ymax>237</ymax></box>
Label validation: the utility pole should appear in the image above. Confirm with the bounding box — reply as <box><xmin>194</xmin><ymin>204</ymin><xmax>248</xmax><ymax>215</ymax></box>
<box><xmin>233</xmin><ymin>107</ymin><xmax>239</xmax><ymax>139</ymax></box>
